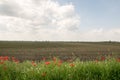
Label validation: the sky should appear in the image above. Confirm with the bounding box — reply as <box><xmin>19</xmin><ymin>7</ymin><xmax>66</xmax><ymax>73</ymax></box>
<box><xmin>0</xmin><ymin>0</ymin><xmax>120</xmax><ymax>41</ymax></box>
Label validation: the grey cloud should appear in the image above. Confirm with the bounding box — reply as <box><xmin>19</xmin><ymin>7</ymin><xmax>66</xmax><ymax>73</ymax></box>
<box><xmin>67</xmin><ymin>25</ymin><xmax>79</xmax><ymax>31</ymax></box>
<box><xmin>0</xmin><ymin>1</ymin><xmax>20</xmax><ymax>17</ymax></box>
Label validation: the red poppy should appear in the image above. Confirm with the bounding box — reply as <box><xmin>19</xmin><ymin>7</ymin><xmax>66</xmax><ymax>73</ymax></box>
<box><xmin>101</xmin><ymin>56</ymin><xmax>106</xmax><ymax>61</ymax></box>
<box><xmin>57</xmin><ymin>63</ymin><xmax>61</xmax><ymax>67</ymax></box>
<box><xmin>0</xmin><ymin>56</ymin><xmax>9</xmax><ymax>61</ymax></box>
<box><xmin>12</xmin><ymin>56</ymin><xmax>15</xmax><ymax>61</ymax></box>
<box><xmin>3</xmin><ymin>56</ymin><xmax>8</xmax><ymax>61</ymax></box>
<box><xmin>32</xmin><ymin>61</ymin><xmax>37</xmax><ymax>66</ymax></box>
<box><xmin>95</xmin><ymin>59</ymin><xmax>98</xmax><ymax>62</ymax></box>
<box><xmin>70</xmin><ymin>63</ymin><xmax>75</xmax><ymax>67</ymax></box>
<box><xmin>33</xmin><ymin>63</ymin><xmax>37</xmax><ymax>66</ymax></box>
<box><xmin>45</xmin><ymin>61</ymin><xmax>50</xmax><ymax>65</ymax></box>
<box><xmin>0</xmin><ymin>56</ymin><xmax>3</xmax><ymax>61</ymax></box>
<box><xmin>14</xmin><ymin>59</ymin><xmax>19</xmax><ymax>64</ymax></box>
<box><xmin>116</xmin><ymin>58</ymin><xmax>120</xmax><ymax>62</ymax></box>
<box><xmin>58</xmin><ymin>60</ymin><xmax>62</xmax><ymax>64</ymax></box>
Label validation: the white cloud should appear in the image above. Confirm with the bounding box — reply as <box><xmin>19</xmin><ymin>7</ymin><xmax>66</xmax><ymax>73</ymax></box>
<box><xmin>78</xmin><ymin>28</ymin><xmax>120</xmax><ymax>41</ymax></box>
<box><xmin>0</xmin><ymin>0</ymin><xmax>81</xmax><ymax>41</ymax></box>
<box><xmin>0</xmin><ymin>0</ymin><xmax>120</xmax><ymax>41</ymax></box>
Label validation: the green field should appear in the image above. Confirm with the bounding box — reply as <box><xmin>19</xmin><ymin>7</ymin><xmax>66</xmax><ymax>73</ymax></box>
<box><xmin>0</xmin><ymin>41</ymin><xmax>120</xmax><ymax>61</ymax></box>
<box><xmin>0</xmin><ymin>56</ymin><xmax>120</xmax><ymax>80</ymax></box>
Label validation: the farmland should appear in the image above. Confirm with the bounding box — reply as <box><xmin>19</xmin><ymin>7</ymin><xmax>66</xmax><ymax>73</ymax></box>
<box><xmin>0</xmin><ymin>41</ymin><xmax>120</xmax><ymax>61</ymax></box>
<box><xmin>0</xmin><ymin>41</ymin><xmax>120</xmax><ymax>80</ymax></box>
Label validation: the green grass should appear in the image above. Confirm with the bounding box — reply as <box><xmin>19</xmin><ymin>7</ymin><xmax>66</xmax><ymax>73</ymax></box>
<box><xmin>0</xmin><ymin>58</ymin><xmax>120</xmax><ymax>80</ymax></box>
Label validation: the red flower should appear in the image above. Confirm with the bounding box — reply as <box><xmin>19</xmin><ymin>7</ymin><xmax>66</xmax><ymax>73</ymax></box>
<box><xmin>11</xmin><ymin>57</ymin><xmax>19</xmax><ymax>63</ymax></box>
<box><xmin>33</xmin><ymin>63</ymin><xmax>37</xmax><ymax>66</ymax></box>
<box><xmin>14</xmin><ymin>59</ymin><xmax>19</xmax><ymax>64</ymax></box>
<box><xmin>95</xmin><ymin>59</ymin><xmax>98</xmax><ymax>62</ymax></box>
<box><xmin>57</xmin><ymin>60</ymin><xmax>62</xmax><ymax>67</ymax></box>
<box><xmin>116</xmin><ymin>58</ymin><xmax>120</xmax><ymax>62</ymax></box>
<box><xmin>58</xmin><ymin>60</ymin><xmax>62</xmax><ymax>64</ymax></box>
<box><xmin>45</xmin><ymin>61</ymin><xmax>50</xmax><ymax>65</ymax></box>
<box><xmin>101</xmin><ymin>56</ymin><xmax>106</xmax><ymax>61</ymax></box>
<box><xmin>4</xmin><ymin>56</ymin><xmax>9</xmax><ymax>61</ymax></box>
<box><xmin>57</xmin><ymin>63</ymin><xmax>61</xmax><ymax>67</ymax></box>
<box><xmin>12</xmin><ymin>56</ymin><xmax>15</xmax><ymax>61</ymax></box>
<box><xmin>70</xmin><ymin>63</ymin><xmax>75</xmax><ymax>67</ymax></box>
<box><xmin>32</xmin><ymin>61</ymin><xmax>37</xmax><ymax>66</ymax></box>
<box><xmin>0</xmin><ymin>56</ymin><xmax>3</xmax><ymax>61</ymax></box>
<box><xmin>0</xmin><ymin>56</ymin><xmax>9</xmax><ymax>61</ymax></box>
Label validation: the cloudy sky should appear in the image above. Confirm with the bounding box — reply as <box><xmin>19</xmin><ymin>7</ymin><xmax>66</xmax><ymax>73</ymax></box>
<box><xmin>0</xmin><ymin>0</ymin><xmax>120</xmax><ymax>41</ymax></box>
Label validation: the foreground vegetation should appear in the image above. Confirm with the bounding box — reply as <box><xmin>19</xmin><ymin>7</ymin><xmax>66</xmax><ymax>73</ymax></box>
<box><xmin>0</xmin><ymin>56</ymin><xmax>120</xmax><ymax>80</ymax></box>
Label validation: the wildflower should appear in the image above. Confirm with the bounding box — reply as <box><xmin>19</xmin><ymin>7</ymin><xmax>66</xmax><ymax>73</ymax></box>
<box><xmin>45</xmin><ymin>61</ymin><xmax>50</xmax><ymax>65</ymax></box>
<box><xmin>70</xmin><ymin>63</ymin><xmax>75</xmax><ymax>67</ymax></box>
<box><xmin>32</xmin><ymin>61</ymin><xmax>37</xmax><ymax>66</ymax></box>
<box><xmin>58</xmin><ymin>60</ymin><xmax>62</xmax><ymax>64</ymax></box>
<box><xmin>3</xmin><ymin>56</ymin><xmax>9</xmax><ymax>61</ymax></box>
<box><xmin>95</xmin><ymin>59</ymin><xmax>98</xmax><ymax>62</ymax></box>
<box><xmin>56</xmin><ymin>60</ymin><xmax>62</xmax><ymax>66</ymax></box>
<box><xmin>12</xmin><ymin>56</ymin><xmax>15</xmax><ymax>61</ymax></box>
<box><xmin>11</xmin><ymin>57</ymin><xmax>19</xmax><ymax>63</ymax></box>
<box><xmin>116</xmin><ymin>58</ymin><xmax>120</xmax><ymax>62</ymax></box>
<box><xmin>33</xmin><ymin>63</ymin><xmax>37</xmax><ymax>66</ymax></box>
<box><xmin>101</xmin><ymin>56</ymin><xmax>105</xmax><ymax>61</ymax></box>
<box><xmin>57</xmin><ymin>63</ymin><xmax>61</xmax><ymax>67</ymax></box>
<box><xmin>0</xmin><ymin>56</ymin><xmax>3</xmax><ymax>61</ymax></box>
<box><xmin>14</xmin><ymin>59</ymin><xmax>19</xmax><ymax>64</ymax></box>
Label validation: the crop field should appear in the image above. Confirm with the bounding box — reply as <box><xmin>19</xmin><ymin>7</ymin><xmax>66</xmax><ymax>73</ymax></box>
<box><xmin>0</xmin><ymin>41</ymin><xmax>120</xmax><ymax>61</ymax></box>
<box><xmin>0</xmin><ymin>41</ymin><xmax>120</xmax><ymax>80</ymax></box>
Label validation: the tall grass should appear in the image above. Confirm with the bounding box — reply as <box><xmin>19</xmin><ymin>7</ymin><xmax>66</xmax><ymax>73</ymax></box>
<box><xmin>0</xmin><ymin>57</ymin><xmax>120</xmax><ymax>80</ymax></box>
